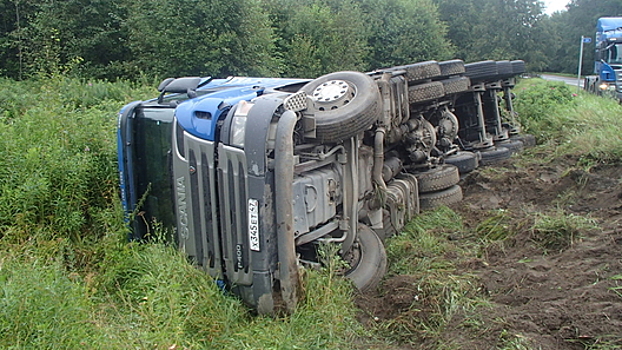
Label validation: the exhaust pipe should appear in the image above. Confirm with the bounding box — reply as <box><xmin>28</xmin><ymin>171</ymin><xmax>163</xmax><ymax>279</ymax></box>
<box><xmin>275</xmin><ymin>110</ymin><xmax>299</xmax><ymax>313</ymax></box>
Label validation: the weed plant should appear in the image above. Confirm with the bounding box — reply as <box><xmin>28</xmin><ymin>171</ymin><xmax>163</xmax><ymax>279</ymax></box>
<box><xmin>387</xmin><ymin>206</ymin><xmax>464</xmax><ymax>275</ymax></box>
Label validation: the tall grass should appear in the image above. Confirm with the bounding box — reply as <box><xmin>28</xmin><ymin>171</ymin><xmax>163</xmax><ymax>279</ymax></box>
<box><xmin>514</xmin><ymin>78</ymin><xmax>622</xmax><ymax>165</ymax></box>
<box><xmin>0</xmin><ymin>258</ymin><xmax>110</xmax><ymax>349</ymax></box>
<box><xmin>0</xmin><ymin>77</ymin><xmax>149</xmax><ymax>245</ymax></box>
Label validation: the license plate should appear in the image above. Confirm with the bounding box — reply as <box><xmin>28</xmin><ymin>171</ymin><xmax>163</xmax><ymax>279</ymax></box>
<box><xmin>248</xmin><ymin>199</ymin><xmax>260</xmax><ymax>251</ymax></box>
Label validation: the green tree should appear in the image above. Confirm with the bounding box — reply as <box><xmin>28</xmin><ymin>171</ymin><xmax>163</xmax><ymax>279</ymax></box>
<box><xmin>0</xmin><ymin>0</ymin><xmax>38</xmax><ymax>79</ymax></box>
<box><xmin>264</xmin><ymin>0</ymin><xmax>370</xmax><ymax>78</ymax></box>
<box><xmin>434</xmin><ymin>0</ymin><xmax>555</xmax><ymax>70</ymax></box>
<box><xmin>124</xmin><ymin>0</ymin><xmax>280</xmax><ymax>79</ymax></box>
<box><xmin>430</xmin><ymin>0</ymin><xmax>486</xmax><ymax>62</ymax></box>
<box><xmin>360</xmin><ymin>0</ymin><xmax>454</xmax><ymax>69</ymax></box>
<box><xmin>2</xmin><ymin>0</ymin><xmax>131</xmax><ymax>78</ymax></box>
<box><xmin>496</xmin><ymin>0</ymin><xmax>554</xmax><ymax>70</ymax></box>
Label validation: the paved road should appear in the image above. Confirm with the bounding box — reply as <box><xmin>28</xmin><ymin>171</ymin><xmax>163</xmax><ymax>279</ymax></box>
<box><xmin>540</xmin><ymin>74</ymin><xmax>584</xmax><ymax>88</ymax></box>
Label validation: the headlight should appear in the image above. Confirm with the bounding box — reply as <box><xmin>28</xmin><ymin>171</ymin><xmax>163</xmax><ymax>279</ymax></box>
<box><xmin>598</xmin><ymin>82</ymin><xmax>616</xmax><ymax>91</ymax></box>
<box><xmin>230</xmin><ymin>100</ymin><xmax>254</xmax><ymax>148</ymax></box>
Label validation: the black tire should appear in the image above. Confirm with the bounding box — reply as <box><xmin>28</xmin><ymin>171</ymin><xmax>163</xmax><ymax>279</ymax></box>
<box><xmin>408</xmin><ymin>81</ymin><xmax>444</xmax><ymax>104</ymax></box>
<box><xmin>511</xmin><ymin>133</ymin><xmax>536</xmax><ymax>148</ymax></box>
<box><xmin>444</xmin><ymin>151</ymin><xmax>479</xmax><ymax>174</ymax></box>
<box><xmin>496</xmin><ymin>139</ymin><xmax>524</xmax><ymax>154</ymax></box>
<box><xmin>393</xmin><ymin>61</ymin><xmax>441</xmax><ymax>83</ymax></box>
<box><xmin>344</xmin><ymin>224</ymin><xmax>388</xmax><ymax>292</ymax></box>
<box><xmin>415</xmin><ymin>164</ymin><xmax>460</xmax><ymax>193</ymax></box>
<box><xmin>439</xmin><ymin>59</ymin><xmax>465</xmax><ymax>77</ymax></box>
<box><xmin>479</xmin><ymin>146</ymin><xmax>511</xmax><ymax>165</ymax></box>
<box><xmin>511</xmin><ymin>60</ymin><xmax>526</xmax><ymax>75</ymax></box>
<box><xmin>420</xmin><ymin>185</ymin><xmax>463</xmax><ymax>211</ymax></box>
<box><xmin>300</xmin><ymin>71</ymin><xmax>380</xmax><ymax>142</ymax></box>
<box><xmin>441</xmin><ymin>76</ymin><xmax>470</xmax><ymax>95</ymax></box>
<box><xmin>464</xmin><ymin>60</ymin><xmax>498</xmax><ymax>81</ymax></box>
<box><xmin>496</xmin><ymin>60</ymin><xmax>514</xmax><ymax>79</ymax></box>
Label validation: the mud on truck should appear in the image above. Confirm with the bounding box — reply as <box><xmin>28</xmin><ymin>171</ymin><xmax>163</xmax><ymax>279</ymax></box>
<box><xmin>117</xmin><ymin>59</ymin><xmax>527</xmax><ymax>314</ymax></box>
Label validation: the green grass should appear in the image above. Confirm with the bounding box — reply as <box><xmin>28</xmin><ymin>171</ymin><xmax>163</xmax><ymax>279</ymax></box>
<box><xmin>1</xmin><ymin>239</ymin><xmax>363</xmax><ymax>349</ymax></box>
<box><xmin>514</xmin><ymin>78</ymin><xmax>622</xmax><ymax>167</ymax></box>
<box><xmin>1</xmin><ymin>75</ymin><xmax>621</xmax><ymax>349</ymax></box>
<box><xmin>378</xmin><ymin>207</ymin><xmax>485</xmax><ymax>347</ymax></box>
<box><xmin>530</xmin><ymin>209</ymin><xmax>599</xmax><ymax>253</ymax></box>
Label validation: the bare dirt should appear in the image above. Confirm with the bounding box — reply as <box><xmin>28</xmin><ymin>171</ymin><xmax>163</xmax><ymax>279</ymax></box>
<box><xmin>356</xmin><ymin>151</ymin><xmax>622</xmax><ymax>349</ymax></box>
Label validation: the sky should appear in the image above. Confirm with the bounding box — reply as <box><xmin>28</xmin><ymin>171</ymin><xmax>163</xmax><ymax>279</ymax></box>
<box><xmin>543</xmin><ymin>0</ymin><xmax>570</xmax><ymax>14</ymax></box>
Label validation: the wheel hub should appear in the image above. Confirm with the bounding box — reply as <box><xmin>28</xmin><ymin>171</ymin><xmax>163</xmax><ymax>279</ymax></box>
<box><xmin>311</xmin><ymin>80</ymin><xmax>356</xmax><ymax>110</ymax></box>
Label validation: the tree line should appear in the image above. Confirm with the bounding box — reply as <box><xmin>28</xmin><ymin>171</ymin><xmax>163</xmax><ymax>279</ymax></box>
<box><xmin>1</xmin><ymin>0</ymin><xmax>620</xmax><ymax>81</ymax></box>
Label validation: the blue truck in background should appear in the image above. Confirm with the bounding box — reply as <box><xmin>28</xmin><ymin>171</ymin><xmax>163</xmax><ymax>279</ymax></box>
<box><xmin>585</xmin><ymin>17</ymin><xmax>622</xmax><ymax>100</ymax></box>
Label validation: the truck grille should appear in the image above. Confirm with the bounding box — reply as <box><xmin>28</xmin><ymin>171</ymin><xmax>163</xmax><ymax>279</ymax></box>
<box><xmin>172</xmin><ymin>123</ymin><xmax>223</xmax><ymax>279</ymax></box>
<box><xmin>217</xmin><ymin>145</ymin><xmax>253</xmax><ymax>286</ymax></box>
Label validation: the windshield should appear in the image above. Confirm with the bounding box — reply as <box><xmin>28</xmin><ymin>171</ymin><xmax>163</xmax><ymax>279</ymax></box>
<box><xmin>604</xmin><ymin>43</ymin><xmax>622</xmax><ymax>65</ymax></box>
<box><xmin>131</xmin><ymin>106</ymin><xmax>176</xmax><ymax>240</ymax></box>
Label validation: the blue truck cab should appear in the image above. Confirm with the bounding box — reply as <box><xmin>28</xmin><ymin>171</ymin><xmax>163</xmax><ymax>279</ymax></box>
<box><xmin>586</xmin><ymin>17</ymin><xmax>622</xmax><ymax>100</ymax></box>
<box><xmin>118</xmin><ymin>76</ymin><xmax>314</xmax><ymax>313</ymax></box>
<box><xmin>117</xmin><ymin>71</ymin><xmax>395</xmax><ymax>315</ymax></box>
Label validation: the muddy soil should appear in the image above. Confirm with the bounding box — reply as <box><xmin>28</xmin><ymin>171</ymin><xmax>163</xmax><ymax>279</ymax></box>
<box><xmin>357</xmin><ymin>154</ymin><xmax>622</xmax><ymax>349</ymax></box>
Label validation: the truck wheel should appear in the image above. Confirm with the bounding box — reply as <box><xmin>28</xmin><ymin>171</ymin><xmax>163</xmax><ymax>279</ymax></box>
<box><xmin>441</xmin><ymin>76</ymin><xmax>470</xmax><ymax>95</ymax></box>
<box><xmin>496</xmin><ymin>138</ymin><xmax>524</xmax><ymax>154</ymax></box>
<box><xmin>464</xmin><ymin>60</ymin><xmax>498</xmax><ymax>81</ymax></box>
<box><xmin>408</xmin><ymin>81</ymin><xmax>445</xmax><ymax>104</ymax></box>
<box><xmin>300</xmin><ymin>71</ymin><xmax>381</xmax><ymax>143</ymax></box>
<box><xmin>444</xmin><ymin>151</ymin><xmax>479</xmax><ymax>174</ymax></box>
<box><xmin>419</xmin><ymin>185</ymin><xmax>463</xmax><ymax>211</ymax></box>
<box><xmin>439</xmin><ymin>59</ymin><xmax>465</xmax><ymax>77</ymax></box>
<box><xmin>479</xmin><ymin>146</ymin><xmax>511</xmax><ymax>165</ymax></box>
<box><xmin>511</xmin><ymin>133</ymin><xmax>536</xmax><ymax>148</ymax></box>
<box><xmin>344</xmin><ymin>224</ymin><xmax>387</xmax><ymax>292</ymax></box>
<box><xmin>511</xmin><ymin>60</ymin><xmax>526</xmax><ymax>75</ymax></box>
<box><xmin>392</xmin><ymin>61</ymin><xmax>442</xmax><ymax>83</ymax></box>
<box><xmin>415</xmin><ymin>164</ymin><xmax>460</xmax><ymax>193</ymax></box>
<box><xmin>496</xmin><ymin>60</ymin><xmax>514</xmax><ymax>80</ymax></box>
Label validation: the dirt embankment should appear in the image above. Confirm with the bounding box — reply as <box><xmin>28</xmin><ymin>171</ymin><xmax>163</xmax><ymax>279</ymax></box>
<box><xmin>358</xmin><ymin>155</ymin><xmax>622</xmax><ymax>349</ymax></box>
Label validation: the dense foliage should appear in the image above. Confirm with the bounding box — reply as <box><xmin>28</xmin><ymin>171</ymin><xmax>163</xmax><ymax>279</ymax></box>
<box><xmin>2</xmin><ymin>0</ymin><xmax>620</xmax><ymax>80</ymax></box>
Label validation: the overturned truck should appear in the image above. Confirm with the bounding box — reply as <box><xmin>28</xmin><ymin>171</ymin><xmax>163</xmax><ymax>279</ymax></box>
<box><xmin>117</xmin><ymin>59</ymin><xmax>528</xmax><ymax>314</ymax></box>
